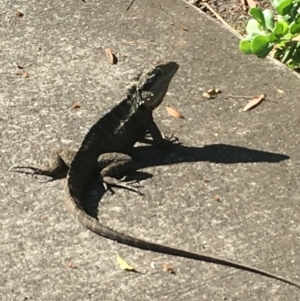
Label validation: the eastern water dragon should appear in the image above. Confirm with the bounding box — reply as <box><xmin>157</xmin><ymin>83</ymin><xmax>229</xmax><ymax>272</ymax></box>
<box><xmin>11</xmin><ymin>62</ymin><xmax>300</xmax><ymax>289</ymax></box>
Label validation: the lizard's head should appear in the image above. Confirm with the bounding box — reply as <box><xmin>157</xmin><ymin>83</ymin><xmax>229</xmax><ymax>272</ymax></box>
<box><xmin>137</xmin><ymin>61</ymin><xmax>179</xmax><ymax>110</ymax></box>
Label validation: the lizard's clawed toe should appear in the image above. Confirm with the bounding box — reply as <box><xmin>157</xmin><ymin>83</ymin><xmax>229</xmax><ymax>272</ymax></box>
<box><xmin>9</xmin><ymin>166</ymin><xmax>41</xmax><ymax>176</ymax></box>
<box><xmin>164</xmin><ymin>133</ymin><xmax>180</xmax><ymax>145</ymax></box>
<box><xmin>9</xmin><ymin>165</ymin><xmax>65</xmax><ymax>181</ymax></box>
<box><xmin>103</xmin><ymin>176</ymin><xmax>144</xmax><ymax>195</ymax></box>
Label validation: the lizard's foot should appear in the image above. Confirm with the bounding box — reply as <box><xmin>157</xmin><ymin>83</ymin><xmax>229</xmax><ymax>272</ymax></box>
<box><xmin>8</xmin><ymin>165</ymin><xmax>35</xmax><ymax>175</ymax></box>
<box><xmin>102</xmin><ymin>176</ymin><xmax>144</xmax><ymax>195</ymax></box>
<box><xmin>9</xmin><ymin>149</ymin><xmax>72</xmax><ymax>181</ymax></box>
<box><xmin>163</xmin><ymin>133</ymin><xmax>180</xmax><ymax>145</ymax></box>
<box><xmin>142</xmin><ymin>133</ymin><xmax>180</xmax><ymax>148</ymax></box>
<box><xmin>156</xmin><ymin>133</ymin><xmax>180</xmax><ymax>148</ymax></box>
<box><xmin>9</xmin><ymin>165</ymin><xmax>49</xmax><ymax>175</ymax></box>
<box><xmin>9</xmin><ymin>166</ymin><xmax>67</xmax><ymax>181</ymax></box>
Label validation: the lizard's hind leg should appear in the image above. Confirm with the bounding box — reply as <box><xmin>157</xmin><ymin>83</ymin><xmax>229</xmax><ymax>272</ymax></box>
<box><xmin>9</xmin><ymin>148</ymin><xmax>75</xmax><ymax>181</ymax></box>
<box><xmin>98</xmin><ymin>153</ymin><xmax>143</xmax><ymax>195</ymax></box>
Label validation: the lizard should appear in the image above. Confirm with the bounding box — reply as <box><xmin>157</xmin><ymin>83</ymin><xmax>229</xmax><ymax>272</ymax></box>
<box><xmin>11</xmin><ymin>62</ymin><xmax>300</xmax><ymax>289</ymax></box>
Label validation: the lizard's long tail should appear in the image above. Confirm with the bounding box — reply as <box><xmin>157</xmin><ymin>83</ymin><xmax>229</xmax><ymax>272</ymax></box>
<box><xmin>64</xmin><ymin>188</ymin><xmax>300</xmax><ymax>290</ymax></box>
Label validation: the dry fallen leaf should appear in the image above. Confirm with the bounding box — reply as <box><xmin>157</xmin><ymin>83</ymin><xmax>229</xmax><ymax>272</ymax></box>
<box><xmin>14</xmin><ymin>62</ymin><xmax>24</xmax><ymax>69</ymax></box>
<box><xmin>105</xmin><ymin>48</ymin><xmax>118</xmax><ymax>65</ymax></box>
<box><xmin>276</xmin><ymin>89</ymin><xmax>284</xmax><ymax>94</ymax></box>
<box><xmin>203</xmin><ymin>88</ymin><xmax>221</xmax><ymax>99</ymax></box>
<box><xmin>66</xmin><ymin>261</ymin><xmax>77</xmax><ymax>269</ymax></box>
<box><xmin>116</xmin><ymin>254</ymin><xmax>137</xmax><ymax>272</ymax></box>
<box><xmin>181</xmin><ymin>26</ymin><xmax>188</xmax><ymax>31</ymax></box>
<box><xmin>162</xmin><ymin>264</ymin><xmax>176</xmax><ymax>275</ymax></box>
<box><xmin>166</xmin><ymin>106</ymin><xmax>185</xmax><ymax>119</ymax></box>
<box><xmin>243</xmin><ymin>94</ymin><xmax>266</xmax><ymax>111</ymax></box>
<box><xmin>71</xmin><ymin>103</ymin><xmax>81</xmax><ymax>110</ymax></box>
<box><xmin>22</xmin><ymin>71</ymin><xmax>29</xmax><ymax>79</ymax></box>
<box><xmin>16</xmin><ymin>70</ymin><xmax>29</xmax><ymax>78</ymax></box>
<box><xmin>15</xmin><ymin>11</ymin><xmax>24</xmax><ymax>17</ymax></box>
<box><xmin>214</xmin><ymin>195</ymin><xmax>221</xmax><ymax>202</ymax></box>
<box><xmin>246</xmin><ymin>0</ymin><xmax>256</xmax><ymax>8</ymax></box>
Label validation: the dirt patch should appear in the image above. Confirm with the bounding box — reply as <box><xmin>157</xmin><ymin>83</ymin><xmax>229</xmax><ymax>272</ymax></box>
<box><xmin>190</xmin><ymin>0</ymin><xmax>272</xmax><ymax>36</ymax></box>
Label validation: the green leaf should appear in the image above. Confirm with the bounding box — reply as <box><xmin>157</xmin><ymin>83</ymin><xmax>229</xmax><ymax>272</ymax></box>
<box><xmin>289</xmin><ymin>4</ymin><xmax>300</xmax><ymax>19</ymax></box>
<box><xmin>274</xmin><ymin>22</ymin><xmax>284</xmax><ymax>35</ymax></box>
<box><xmin>246</xmin><ymin>19</ymin><xmax>259</xmax><ymax>34</ymax></box>
<box><xmin>290</xmin><ymin>21</ymin><xmax>300</xmax><ymax>34</ymax></box>
<box><xmin>277</xmin><ymin>39</ymin><xmax>289</xmax><ymax>48</ymax></box>
<box><xmin>251</xmin><ymin>35</ymin><xmax>270</xmax><ymax>54</ymax></box>
<box><xmin>249</xmin><ymin>8</ymin><xmax>266</xmax><ymax>28</ymax></box>
<box><xmin>291</xmin><ymin>50</ymin><xmax>300</xmax><ymax>63</ymax></box>
<box><xmin>271</xmin><ymin>0</ymin><xmax>283</xmax><ymax>9</ymax></box>
<box><xmin>269</xmin><ymin>32</ymin><xmax>279</xmax><ymax>42</ymax></box>
<box><xmin>287</xmin><ymin>60</ymin><xmax>296</xmax><ymax>68</ymax></box>
<box><xmin>276</xmin><ymin>0</ymin><xmax>293</xmax><ymax>15</ymax></box>
<box><xmin>256</xmin><ymin>46</ymin><xmax>273</xmax><ymax>58</ymax></box>
<box><xmin>246</xmin><ymin>19</ymin><xmax>266</xmax><ymax>36</ymax></box>
<box><xmin>239</xmin><ymin>39</ymin><xmax>252</xmax><ymax>54</ymax></box>
<box><xmin>277</xmin><ymin>20</ymin><xmax>290</xmax><ymax>35</ymax></box>
<box><xmin>280</xmin><ymin>14</ymin><xmax>291</xmax><ymax>21</ymax></box>
<box><xmin>116</xmin><ymin>254</ymin><xmax>137</xmax><ymax>272</ymax></box>
<box><xmin>263</xmin><ymin>9</ymin><xmax>274</xmax><ymax>31</ymax></box>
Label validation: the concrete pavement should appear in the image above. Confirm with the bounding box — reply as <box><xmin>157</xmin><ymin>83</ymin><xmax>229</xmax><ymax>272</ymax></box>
<box><xmin>1</xmin><ymin>0</ymin><xmax>300</xmax><ymax>300</ymax></box>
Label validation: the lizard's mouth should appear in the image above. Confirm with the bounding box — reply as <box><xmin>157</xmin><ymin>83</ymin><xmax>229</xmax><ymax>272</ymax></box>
<box><xmin>139</xmin><ymin>61</ymin><xmax>179</xmax><ymax>110</ymax></box>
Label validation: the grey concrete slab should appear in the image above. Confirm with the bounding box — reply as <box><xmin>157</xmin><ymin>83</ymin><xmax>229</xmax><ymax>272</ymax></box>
<box><xmin>1</xmin><ymin>0</ymin><xmax>300</xmax><ymax>300</ymax></box>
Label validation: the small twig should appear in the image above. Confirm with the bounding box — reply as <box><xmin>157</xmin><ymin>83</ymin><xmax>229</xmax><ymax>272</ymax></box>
<box><xmin>122</xmin><ymin>39</ymin><xmax>135</xmax><ymax>44</ymax></box>
<box><xmin>240</xmin><ymin>0</ymin><xmax>247</xmax><ymax>11</ymax></box>
<box><xmin>201</xmin><ymin>3</ymin><xmax>243</xmax><ymax>39</ymax></box>
<box><xmin>225</xmin><ymin>95</ymin><xmax>254</xmax><ymax>99</ymax></box>
<box><xmin>126</xmin><ymin>0</ymin><xmax>136</xmax><ymax>11</ymax></box>
<box><xmin>226</xmin><ymin>95</ymin><xmax>277</xmax><ymax>103</ymax></box>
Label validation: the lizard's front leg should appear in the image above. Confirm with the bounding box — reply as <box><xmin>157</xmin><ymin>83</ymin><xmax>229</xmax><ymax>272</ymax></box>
<box><xmin>98</xmin><ymin>153</ymin><xmax>143</xmax><ymax>194</ymax></box>
<box><xmin>9</xmin><ymin>148</ymin><xmax>75</xmax><ymax>180</ymax></box>
<box><xmin>146</xmin><ymin>112</ymin><xmax>178</xmax><ymax>148</ymax></box>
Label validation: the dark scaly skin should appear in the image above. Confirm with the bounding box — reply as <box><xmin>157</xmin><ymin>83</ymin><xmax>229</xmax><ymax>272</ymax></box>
<box><xmin>12</xmin><ymin>62</ymin><xmax>300</xmax><ymax>289</ymax></box>
<box><xmin>10</xmin><ymin>149</ymin><xmax>135</xmax><ymax>188</ymax></box>
<box><xmin>65</xmin><ymin>62</ymin><xmax>300</xmax><ymax>289</ymax></box>
<box><xmin>10</xmin><ymin>148</ymin><xmax>75</xmax><ymax>180</ymax></box>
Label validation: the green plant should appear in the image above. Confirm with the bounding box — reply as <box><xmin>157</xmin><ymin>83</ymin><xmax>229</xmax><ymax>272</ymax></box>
<box><xmin>239</xmin><ymin>0</ymin><xmax>300</xmax><ymax>69</ymax></box>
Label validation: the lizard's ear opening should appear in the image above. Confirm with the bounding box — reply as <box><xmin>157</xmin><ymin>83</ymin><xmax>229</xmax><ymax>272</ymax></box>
<box><xmin>140</xmin><ymin>90</ymin><xmax>152</xmax><ymax>100</ymax></box>
<box><xmin>140</xmin><ymin>90</ymin><xmax>159</xmax><ymax>110</ymax></box>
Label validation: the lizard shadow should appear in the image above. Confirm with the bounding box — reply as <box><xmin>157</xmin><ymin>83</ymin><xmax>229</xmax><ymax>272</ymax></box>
<box><xmin>131</xmin><ymin>142</ymin><xmax>289</xmax><ymax>169</ymax></box>
<box><xmin>83</xmin><ymin>143</ymin><xmax>289</xmax><ymax>218</ymax></box>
